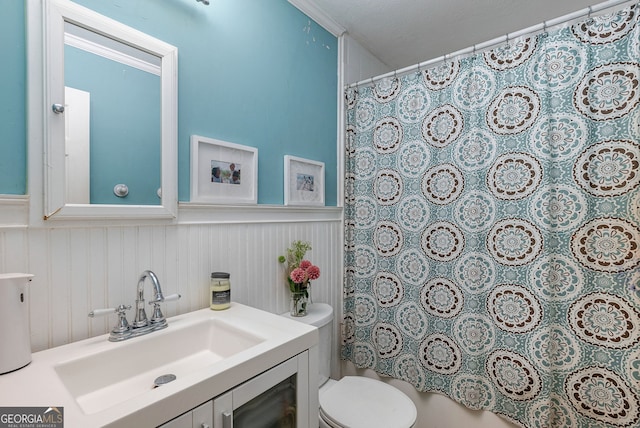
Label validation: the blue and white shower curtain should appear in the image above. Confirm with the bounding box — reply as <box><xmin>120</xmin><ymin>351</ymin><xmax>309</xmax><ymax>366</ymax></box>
<box><xmin>342</xmin><ymin>5</ymin><xmax>640</xmax><ymax>428</ymax></box>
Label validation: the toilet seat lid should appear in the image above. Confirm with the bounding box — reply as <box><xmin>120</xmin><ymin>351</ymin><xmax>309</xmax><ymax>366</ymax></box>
<box><xmin>319</xmin><ymin>376</ymin><xmax>417</xmax><ymax>428</ymax></box>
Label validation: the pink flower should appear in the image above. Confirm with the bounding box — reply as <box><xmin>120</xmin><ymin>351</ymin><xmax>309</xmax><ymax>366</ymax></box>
<box><xmin>290</xmin><ymin>267</ymin><xmax>307</xmax><ymax>284</ymax></box>
<box><xmin>307</xmin><ymin>265</ymin><xmax>320</xmax><ymax>280</ymax></box>
<box><xmin>299</xmin><ymin>260</ymin><xmax>312</xmax><ymax>270</ymax></box>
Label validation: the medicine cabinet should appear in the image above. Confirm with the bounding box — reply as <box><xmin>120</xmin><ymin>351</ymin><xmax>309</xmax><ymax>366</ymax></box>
<box><xmin>27</xmin><ymin>0</ymin><xmax>178</xmax><ymax>220</ymax></box>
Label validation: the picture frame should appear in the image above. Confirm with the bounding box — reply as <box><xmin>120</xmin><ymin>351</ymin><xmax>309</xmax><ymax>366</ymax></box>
<box><xmin>284</xmin><ymin>155</ymin><xmax>325</xmax><ymax>206</ymax></box>
<box><xmin>190</xmin><ymin>135</ymin><xmax>258</xmax><ymax>204</ymax></box>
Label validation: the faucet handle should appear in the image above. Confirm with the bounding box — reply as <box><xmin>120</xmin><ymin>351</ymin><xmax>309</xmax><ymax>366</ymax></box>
<box><xmin>115</xmin><ymin>304</ymin><xmax>132</xmax><ymax>315</ymax></box>
<box><xmin>89</xmin><ymin>307</ymin><xmax>117</xmax><ymax>317</ymax></box>
<box><xmin>163</xmin><ymin>293</ymin><xmax>181</xmax><ymax>302</ymax></box>
<box><xmin>110</xmin><ymin>305</ymin><xmax>132</xmax><ymax>342</ymax></box>
<box><xmin>88</xmin><ymin>305</ymin><xmax>132</xmax><ymax>342</ymax></box>
<box><xmin>89</xmin><ymin>305</ymin><xmax>132</xmax><ymax>318</ymax></box>
<box><xmin>148</xmin><ymin>293</ymin><xmax>181</xmax><ymax>304</ymax></box>
<box><xmin>148</xmin><ymin>294</ymin><xmax>180</xmax><ymax>326</ymax></box>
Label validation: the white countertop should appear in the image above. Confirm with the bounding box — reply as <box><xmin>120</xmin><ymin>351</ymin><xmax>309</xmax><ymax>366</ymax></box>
<box><xmin>0</xmin><ymin>303</ymin><xmax>318</xmax><ymax>427</ymax></box>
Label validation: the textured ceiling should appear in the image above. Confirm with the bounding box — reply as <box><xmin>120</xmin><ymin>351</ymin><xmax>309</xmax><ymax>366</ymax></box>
<box><xmin>306</xmin><ymin>0</ymin><xmax>598</xmax><ymax>70</ymax></box>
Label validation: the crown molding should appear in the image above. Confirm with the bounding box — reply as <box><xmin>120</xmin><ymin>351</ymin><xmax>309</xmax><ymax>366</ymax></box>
<box><xmin>288</xmin><ymin>0</ymin><xmax>346</xmax><ymax>36</ymax></box>
<box><xmin>64</xmin><ymin>32</ymin><xmax>161</xmax><ymax>76</ymax></box>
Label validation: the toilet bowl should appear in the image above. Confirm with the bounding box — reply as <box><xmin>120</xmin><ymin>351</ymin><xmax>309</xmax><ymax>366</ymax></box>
<box><xmin>282</xmin><ymin>303</ymin><xmax>417</xmax><ymax>428</ymax></box>
<box><xmin>319</xmin><ymin>376</ymin><xmax>417</xmax><ymax>428</ymax></box>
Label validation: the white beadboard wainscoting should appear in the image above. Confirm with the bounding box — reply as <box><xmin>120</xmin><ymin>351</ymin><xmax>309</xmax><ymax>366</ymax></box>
<box><xmin>0</xmin><ymin>199</ymin><xmax>343</xmax><ymax>374</ymax></box>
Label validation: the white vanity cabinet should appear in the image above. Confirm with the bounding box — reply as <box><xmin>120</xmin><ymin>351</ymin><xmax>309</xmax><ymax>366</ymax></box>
<box><xmin>0</xmin><ymin>304</ymin><xmax>318</xmax><ymax>427</ymax></box>
<box><xmin>159</xmin><ymin>351</ymin><xmax>313</xmax><ymax>428</ymax></box>
<box><xmin>159</xmin><ymin>400</ymin><xmax>213</xmax><ymax>428</ymax></box>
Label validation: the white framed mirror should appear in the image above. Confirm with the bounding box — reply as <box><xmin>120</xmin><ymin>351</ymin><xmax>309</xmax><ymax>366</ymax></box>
<box><xmin>27</xmin><ymin>0</ymin><xmax>177</xmax><ymax>221</ymax></box>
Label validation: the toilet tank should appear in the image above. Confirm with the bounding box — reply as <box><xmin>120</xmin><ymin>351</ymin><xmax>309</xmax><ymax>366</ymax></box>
<box><xmin>282</xmin><ymin>303</ymin><xmax>333</xmax><ymax>387</ymax></box>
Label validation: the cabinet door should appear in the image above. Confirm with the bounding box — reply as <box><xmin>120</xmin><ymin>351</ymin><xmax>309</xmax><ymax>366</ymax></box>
<box><xmin>159</xmin><ymin>411</ymin><xmax>192</xmax><ymax>428</ymax></box>
<box><xmin>213</xmin><ymin>353</ymin><xmax>310</xmax><ymax>427</ymax></box>
<box><xmin>158</xmin><ymin>400</ymin><xmax>213</xmax><ymax>428</ymax></box>
<box><xmin>192</xmin><ymin>400</ymin><xmax>213</xmax><ymax>428</ymax></box>
<box><xmin>213</xmin><ymin>391</ymin><xmax>232</xmax><ymax>428</ymax></box>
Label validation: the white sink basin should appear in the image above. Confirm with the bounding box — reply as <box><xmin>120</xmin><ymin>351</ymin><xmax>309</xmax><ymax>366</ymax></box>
<box><xmin>0</xmin><ymin>304</ymin><xmax>318</xmax><ymax>427</ymax></box>
<box><xmin>54</xmin><ymin>318</ymin><xmax>265</xmax><ymax>414</ymax></box>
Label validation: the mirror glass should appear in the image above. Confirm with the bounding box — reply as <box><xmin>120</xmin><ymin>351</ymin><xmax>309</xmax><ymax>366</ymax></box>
<box><xmin>42</xmin><ymin>0</ymin><xmax>177</xmax><ymax>220</ymax></box>
<box><xmin>64</xmin><ymin>22</ymin><xmax>161</xmax><ymax>205</ymax></box>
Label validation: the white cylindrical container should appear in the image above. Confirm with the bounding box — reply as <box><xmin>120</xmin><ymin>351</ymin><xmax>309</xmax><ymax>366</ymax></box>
<box><xmin>0</xmin><ymin>273</ymin><xmax>34</xmax><ymax>374</ymax></box>
<box><xmin>210</xmin><ymin>272</ymin><xmax>231</xmax><ymax>310</ymax></box>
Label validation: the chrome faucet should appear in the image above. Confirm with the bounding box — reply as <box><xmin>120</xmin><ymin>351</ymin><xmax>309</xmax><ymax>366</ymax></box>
<box><xmin>89</xmin><ymin>270</ymin><xmax>180</xmax><ymax>342</ymax></box>
<box><xmin>134</xmin><ymin>270</ymin><xmax>164</xmax><ymax>328</ymax></box>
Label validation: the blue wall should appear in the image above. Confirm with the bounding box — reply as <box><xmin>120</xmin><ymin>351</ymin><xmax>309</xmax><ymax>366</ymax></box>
<box><xmin>1</xmin><ymin>0</ymin><xmax>338</xmax><ymax>205</ymax></box>
<box><xmin>0</xmin><ymin>0</ymin><xmax>27</xmax><ymax>195</ymax></box>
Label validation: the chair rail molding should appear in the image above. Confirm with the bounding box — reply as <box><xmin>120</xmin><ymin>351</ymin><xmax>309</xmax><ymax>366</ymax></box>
<box><xmin>178</xmin><ymin>203</ymin><xmax>342</xmax><ymax>225</ymax></box>
<box><xmin>0</xmin><ymin>195</ymin><xmax>29</xmax><ymax>229</ymax></box>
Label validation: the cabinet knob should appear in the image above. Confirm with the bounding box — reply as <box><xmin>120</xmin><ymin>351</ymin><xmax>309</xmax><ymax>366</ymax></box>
<box><xmin>52</xmin><ymin>103</ymin><xmax>65</xmax><ymax>114</ymax></box>
<box><xmin>113</xmin><ymin>184</ymin><xmax>129</xmax><ymax>197</ymax></box>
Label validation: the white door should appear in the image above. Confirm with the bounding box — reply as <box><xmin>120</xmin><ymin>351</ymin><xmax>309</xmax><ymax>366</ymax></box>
<box><xmin>64</xmin><ymin>86</ymin><xmax>90</xmax><ymax>204</ymax></box>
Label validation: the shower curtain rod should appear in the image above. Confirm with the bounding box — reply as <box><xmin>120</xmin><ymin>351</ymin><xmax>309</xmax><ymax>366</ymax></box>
<box><xmin>347</xmin><ymin>0</ymin><xmax>638</xmax><ymax>88</ymax></box>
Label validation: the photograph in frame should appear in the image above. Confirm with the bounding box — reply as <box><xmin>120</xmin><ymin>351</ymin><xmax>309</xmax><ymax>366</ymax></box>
<box><xmin>284</xmin><ymin>155</ymin><xmax>325</xmax><ymax>206</ymax></box>
<box><xmin>190</xmin><ymin>135</ymin><xmax>257</xmax><ymax>204</ymax></box>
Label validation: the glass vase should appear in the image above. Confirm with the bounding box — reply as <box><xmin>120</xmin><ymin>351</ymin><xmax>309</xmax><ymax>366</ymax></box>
<box><xmin>290</xmin><ymin>290</ymin><xmax>308</xmax><ymax>317</ymax></box>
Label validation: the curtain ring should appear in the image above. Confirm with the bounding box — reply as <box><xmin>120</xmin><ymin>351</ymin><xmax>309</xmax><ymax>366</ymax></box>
<box><xmin>543</xmin><ymin>21</ymin><xmax>548</xmax><ymax>35</ymax></box>
<box><xmin>587</xmin><ymin>6</ymin><xmax>594</xmax><ymax>23</ymax></box>
<box><xmin>505</xmin><ymin>33</ymin><xmax>510</xmax><ymax>48</ymax></box>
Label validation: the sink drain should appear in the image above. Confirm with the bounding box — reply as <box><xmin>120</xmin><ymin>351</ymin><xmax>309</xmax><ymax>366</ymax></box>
<box><xmin>153</xmin><ymin>374</ymin><xmax>176</xmax><ymax>389</ymax></box>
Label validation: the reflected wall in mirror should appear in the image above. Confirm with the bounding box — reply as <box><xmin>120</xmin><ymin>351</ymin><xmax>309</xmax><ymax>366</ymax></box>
<box><xmin>35</xmin><ymin>0</ymin><xmax>177</xmax><ymax>220</ymax></box>
<box><xmin>64</xmin><ymin>22</ymin><xmax>161</xmax><ymax>205</ymax></box>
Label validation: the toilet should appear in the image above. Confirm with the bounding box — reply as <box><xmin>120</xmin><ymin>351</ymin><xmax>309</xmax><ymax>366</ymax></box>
<box><xmin>282</xmin><ymin>303</ymin><xmax>417</xmax><ymax>428</ymax></box>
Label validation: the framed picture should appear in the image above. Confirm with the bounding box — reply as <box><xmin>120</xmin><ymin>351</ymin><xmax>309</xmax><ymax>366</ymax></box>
<box><xmin>284</xmin><ymin>155</ymin><xmax>325</xmax><ymax>206</ymax></box>
<box><xmin>190</xmin><ymin>135</ymin><xmax>258</xmax><ymax>204</ymax></box>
